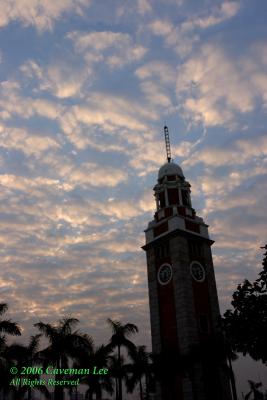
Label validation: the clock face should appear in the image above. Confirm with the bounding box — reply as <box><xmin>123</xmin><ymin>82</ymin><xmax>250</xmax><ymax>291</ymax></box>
<box><xmin>158</xmin><ymin>263</ymin><xmax>172</xmax><ymax>285</ymax></box>
<box><xmin>190</xmin><ymin>261</ymin><xmax>205</xmax><ymax>282</ymax></box>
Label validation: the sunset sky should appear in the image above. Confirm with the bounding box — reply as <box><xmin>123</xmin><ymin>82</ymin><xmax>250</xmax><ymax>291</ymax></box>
<box><xmin>1</xmin><ymin>0</ymin><xmax>267</xmax><ymax>396</ymax></box>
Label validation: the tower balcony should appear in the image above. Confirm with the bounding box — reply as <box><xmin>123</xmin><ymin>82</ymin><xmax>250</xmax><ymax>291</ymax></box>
<box><xmin>144</xmin><ymin>213</ymin><xmax>210</xmax><ymax>246</ymax></box>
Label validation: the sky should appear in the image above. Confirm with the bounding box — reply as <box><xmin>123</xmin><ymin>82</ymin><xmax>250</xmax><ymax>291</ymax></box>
<box><xmin>0</xmin><ymin>0</ymin><xmax>267</xmax><ymax>397</ymax></box>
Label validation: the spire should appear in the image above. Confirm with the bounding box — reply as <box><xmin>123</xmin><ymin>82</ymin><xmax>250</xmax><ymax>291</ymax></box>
<box><xmin>164</xmin><ymin>125</ymin><xmax>171</xmax><ymax>163</ymax></box>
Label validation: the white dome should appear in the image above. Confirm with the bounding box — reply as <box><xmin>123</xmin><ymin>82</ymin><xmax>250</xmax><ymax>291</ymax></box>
<box><xmin>158</xmin><ymin>161</ymin><xmax>184</xmax><ymax>180</ymax></box>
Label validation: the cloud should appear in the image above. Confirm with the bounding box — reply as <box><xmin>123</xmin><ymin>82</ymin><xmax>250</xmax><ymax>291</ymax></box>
<box><xmin>1</xmin><ymin>6</ymin><xmax>267</xmax><ymax>392</ymax></box>
<box><xmin>148</xmin><ymin>2</ymin><xmax>240</xmax><ymax>57</ymax></box>
<box><xmin>135</xmin><ymin>61</ymin><xmax>176</xmax><ymax>108</ymax></box>
<box><xmin>0</xmin><ymin>165</ymin><xmax>127</xmax><ymax>195</ymax></box>
<box><xmin>68</xmin><ymin>31</ymin><xmax>147</xmax><ymax>69</ymax></box>
<box><xmin>92</xmin><ymin>193</ymin><xmax>154</xmax><ymax>221</ymax></box>
<box><xmin>0</xmin><ymin>174</ymin><xmax>60</xmax><ymax>192</ymax></box>
<box><xmin>180</xmin><ymin>1</ymin><xmax>240</xmax><ymax>31</ymax></box>
<box><xmin>72</xmin><ymin>94</ymin><xmax>152</xmax><ymax>129</ymax></box>
<box><xmin>0</xmin><ymin>0</ymin><xmax>90</xmax><ymax>31</ymax></box>
<box><xmin>148</xmin><ymin>18</ymin><xmax>195</xmax><ymax>57</ymax></box>
<box><xmin>56</xmin><ymin>93</ymin><xmax>157</xmax><ymax>154</ymax></box>
<box><xmin>0</xmin><ymin>79</ymin><xmax>163</xmax><ymax>176</ymax></box>
<box><xmin>139</xmin><ymin>81</ymin><xmax>172</xmax><ymax>107</ymax></box>
<box><xmin>149</xmin><ymin>19</ymin><xmax>173</xmax><ymax>37</ymax></box>
<box><xmin>0</xmin><ymin>124</ymin><xmax>60</xmax><ymax>157</ymax></box>
<box><xmin>0</xmin><ymin>82</ymin><xmax>62</xmax><ymax>120</ymax></box>
<box><xmin>195</xmin><ymin>177</ymin><xmax>267</xmax><ymax>322</ymax></box>
<box><xmin>21</xmin><ymin>60</ymin><xmax>91</xmax><ymax>99</ymax></box>
<box><xmin>64</xmin><ymin>162</ymin><xmax>128</xmax><ymax>188</ymax></box>
<box><xmin>176</xmin><ymin>42</ymin><xmax>267</xmax><ymax>126</ymax></box>
<box><xmin>210</xmin><ymin>192</ymin><xmax>267</xmax><ymax>249</ymax></box>
<box><xmin>135</xmin><ymin>61</ymin><xmax>176</xmax><ymax>84</ymax></box>
<box><xmin>0</xmin><ymin>80</ymin><xmax>156</xmax><ymax>162</ymax></box>
<box><xmin>137</xmin><ymin>0</ymin><xmax>152</xmax><ymax>15</ymax></box>
<box><xmin>221</xmin><ymin>1</ymin><xmax>240</xmax><ymax>18</ymax></box>
<box><xmin>0</xmin><ymin>164</ymin><xmax>151</xmax><ymax>340</ymax></box>
<box><xmin>128</xmin><ymin>138</ymin><xmax>167</xmax><ymax>174</ymax></box>
<box><xmin>184</xmin><ymin>134</ymin><xmax>267</xmax><ymax>168</ymax></box>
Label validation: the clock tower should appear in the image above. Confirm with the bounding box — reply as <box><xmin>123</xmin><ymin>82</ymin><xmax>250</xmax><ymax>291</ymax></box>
<box><xmin>142</xmin><ymin>127</ymin><xmax>232</xmax><ymax>400</ymax></box>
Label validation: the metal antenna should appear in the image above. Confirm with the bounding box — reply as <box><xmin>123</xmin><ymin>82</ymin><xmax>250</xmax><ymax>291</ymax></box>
<box><xmin>164</xmin><ymin>125</ymin><xmax>171</xmax><ymax>163</ymax></box>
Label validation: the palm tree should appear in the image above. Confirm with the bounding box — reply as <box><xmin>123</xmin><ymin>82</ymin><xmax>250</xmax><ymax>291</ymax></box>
<box><xmin>0</xmin><ymin>336</ymin><xmax>13</xmax><ymax>399</ymax></box>
<box><xmin>244</xmin><ymin>381</ymin><xmax>264</xmax><ymax>400</ymax></box>
<box><xmin>0</xmin><ymin>303</ymin><xmax>21</xmax><ymax>337</ymax></box>
<box><xmin>7</xmin><ymin>335</ymin><xmax>50</xmax><ymax>400</ymax></box>
<box><xmin>108</xmin><ymin>354</ymin><xmax>127</xmax><ymax>400</ymax></box>
<box><xmin>35</xmin><ymin>317</ymin><xmax>93</xmax><ymax>400</ymax></box>
<box><xmin>0</xmin><ymin>303</ymin><xmax>21</xmax><ymax>398</ymax></box>
<box><xmin>125</xmin><ymin>346</ymin><xmax>153</xmax><ymax>400</ymax></box>
<box><xmin>77</xmin><ymin>344</ymin><xmax>113</xmax><ymax>400</ymax></box>
<box><xmin>106</xmin><ymin>319</ymin><xmax>138</xmax><ymax>400</ymax></box>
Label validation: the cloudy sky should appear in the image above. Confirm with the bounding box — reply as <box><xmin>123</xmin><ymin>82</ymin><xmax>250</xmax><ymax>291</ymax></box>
<box><xmin>1</xmin><ymin>0</ymin><xmax>267</xmax><ymax>395</ymax></box>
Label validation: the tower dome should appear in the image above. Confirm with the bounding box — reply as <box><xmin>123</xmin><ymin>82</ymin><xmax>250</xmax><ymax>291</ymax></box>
<box><xmin>158</xmin><ymin>161</ymin><xmax>184</xmax><ymax>181</ymax></box>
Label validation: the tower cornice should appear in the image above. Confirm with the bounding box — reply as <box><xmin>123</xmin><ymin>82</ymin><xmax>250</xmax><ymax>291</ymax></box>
<box><xmin>142</xmin><ymin>228</ymin><xmax>214</xmax><ymax>251</ymax></box>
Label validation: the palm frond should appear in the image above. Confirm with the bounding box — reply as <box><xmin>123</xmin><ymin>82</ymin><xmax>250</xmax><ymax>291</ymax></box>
<box><xmin>34</xmin><ymin>322</ymin><xmax>57</xmax><ymax>339</ymax></box>
<box><xmin>0</xmin><ymin>303</ymin><xmax>8</xmax><ymax>316</ymax></box>
<box><xmin>123</xmin><ymin>323</ymin><xmax>139</xmax><ymax>336</ymax></box>
<box><xmin>107</xmin><ymin>318</ymin><xmax>122</xmax><ymax>334</ymax></box>
<box><xmin>0</xmin><ymin>320</ymin><xmax>21</xmax><ymax>336</ymax></box>
<box><xmin>28</xmin><ymin>334</ymin><xmax>42</xmax><ymax>354</ymax></box>
<box><xmin>60</xmin><ymin>317</ymin><xmax>79</xmax><ymax>334</ymax></box>
<box><xmin>0</xmin><ymin>334</ymin><xmax>7</xmax><ymax>349</ymax></box>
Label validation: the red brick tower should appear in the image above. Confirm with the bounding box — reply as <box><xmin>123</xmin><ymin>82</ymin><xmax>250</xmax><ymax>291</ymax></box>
<box><xmin>142</xmin><ymin>127</ymin><xmax>232</xmax><ymax>400</ymax></box>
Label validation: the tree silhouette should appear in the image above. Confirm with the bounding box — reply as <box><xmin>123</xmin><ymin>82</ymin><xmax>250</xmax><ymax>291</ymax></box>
<box><xmin>75</xmin><ymin>343</ymin><xmax>113</xmax><ymax>400</ymax></box>
<box><xmin>223</xmin><ymin>245</ymin><xmax>267</xmax><ymax>365</ymax></box>
<box><xmin>7</xmin><ymin>335</ymin><xmax>50</xmax><ymax>400</ymax></box>
<box><xmin>0</xmin><ymin>303</ymin><xmax>21</xmax><ymax>337</ymax></box>
<box><xmin>108</xmin><ymin>354</ymin><xmax>126</xmax><ymax>400</ymax></box>
<box><xmin>106</xmin><ymin>319</ymin><xmax>138</xmax><ymax>400</ymax></box>
<box><xmin>35</xmin><ymin>317</ymin><xmax>92</xmax><ymax>400</ymax></box>
<box><xmin>0</xmin><ymin>303</ymin><xmax>21</xmax><ymax>399</ymax></box>
<box><xmin>244</xmin><ymin>380</ymin><xmax>264</xmax><ymax>400</ymax></box>
<box><xmin>125</xmin><ymin>345</ymin><xmax>153</xmax><ymax>400</ymax></box>
<box><xmin>0</xmin><ymin>336</ymin><xmax>14</xmax><ymax>398</ymax></box>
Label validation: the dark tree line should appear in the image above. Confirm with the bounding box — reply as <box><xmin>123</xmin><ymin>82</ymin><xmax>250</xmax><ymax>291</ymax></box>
<box><xmin>0</xmin><ymin>309</ymin><xmax>154</xmax><ymax>400</ymax></box>
<box><xmin>222</xmin><ymin>244</ymin><xmax>267</xmax><ymax>400</ymax></box>
<box><xmin>223</xmin><ymin>244</ymin><xmax>267</xmax><ymax>365</ymax></box>
<box><xmin>1</xmin><ymin>245</ymin><xmax>267</xmax><ymax>400</ymax></box>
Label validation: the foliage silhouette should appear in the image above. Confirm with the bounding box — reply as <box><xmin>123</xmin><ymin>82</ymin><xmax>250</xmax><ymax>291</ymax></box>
<box><xmin>125</xmin><ymin>345</ymin><xmax>153</xmax><ymax>400</ymax></box>
<box><xmin>0</xmin><ymin>303</ymin><xmax>21</xmax><ymax>398</ymax></box>
<box><xmin>106</xmin><ymin>318</ymin><xmax>138</xmax><ymax>400</ymax></box>
<box><xmin>7</xmin><ymin>335</ymin><xmax>50</xmax><ymax>400</ymax></box>
<box><xmin>0</xmin><ymin>303</ymin><xmax>21</xmax><ymax>337</ymax></box>
<box><xmin>223</xmin><ymin>245</ymin><xmax>267</xmax><ymax>365</ymax></box>
<box><xmin>34</xmin><ymin>317</ymin><xmax>93</xmax><ymax>400</ymax></box>
<box><xmin>108</xmin><ymin>354</ymin><xmax>127</xmax><ymax>400</ymax></box>
<box><xmin>244</xmin><ymin>380</ymin><xmax>264</xmax><ymax>400</ymax></box>
<box><xmin>74</xmin><ymin>342</ymin><xmax>113</xmax><ymax>400</ymax></box>
<box><xmin>1</xmin><ymin>304</ymin><xmax>264</xmax><ymax>400</ymax></box>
